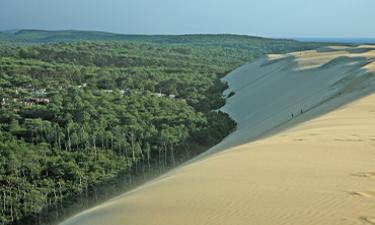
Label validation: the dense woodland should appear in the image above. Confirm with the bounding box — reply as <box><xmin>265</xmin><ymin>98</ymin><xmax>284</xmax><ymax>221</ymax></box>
<box><xmin>0</xmin><ymin>31</ymin><xmax>330</xmax><ymax>225</ymax></box>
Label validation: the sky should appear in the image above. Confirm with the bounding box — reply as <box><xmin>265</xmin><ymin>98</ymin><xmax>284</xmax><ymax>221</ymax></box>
<box><xmin>0</xmin><ymin>0</ymin><xmax>374</xmax><ymax>38</ymax></box>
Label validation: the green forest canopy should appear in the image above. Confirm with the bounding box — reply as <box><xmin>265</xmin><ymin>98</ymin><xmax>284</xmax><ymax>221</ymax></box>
<box><xmin>0</xmin><ymin>32</ymin><xmax>331</xmax><ymax>225</ymax></box>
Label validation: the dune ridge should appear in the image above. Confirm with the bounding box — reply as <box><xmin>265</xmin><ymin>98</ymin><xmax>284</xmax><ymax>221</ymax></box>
<box><xmin>60</xmin><ymin>45</ymin><xmax>375</xmax><ymax>225</ymax></box>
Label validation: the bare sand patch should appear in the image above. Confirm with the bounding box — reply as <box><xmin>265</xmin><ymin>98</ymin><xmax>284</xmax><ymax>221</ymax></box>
<box><xmin>61</xmin><ymin>46</ymin><xmax>375</xmax><ymax>225</ymax></box>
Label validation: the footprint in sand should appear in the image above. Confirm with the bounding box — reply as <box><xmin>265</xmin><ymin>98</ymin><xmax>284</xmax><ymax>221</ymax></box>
<box><xmin>349</xmin><ymin>190</ymin><xmax>375</xmax><ymax>198</ymax></box>
<box><xmin>359</xmin><ymin>216</ymin><xmax>375</xmax><ymax>225</ymax></box>
<box><xmin>335</xmin><ymin>138</ymin><xmax>364</xmax><ymax>142</ymax></box>
<box><xmin>351</xmin><ymin>172</ymin><xmax>375</xmax><ymax>178</ymax></box>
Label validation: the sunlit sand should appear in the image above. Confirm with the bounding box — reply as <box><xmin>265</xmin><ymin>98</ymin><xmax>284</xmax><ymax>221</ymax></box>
<box><xmin>61</xmin><ymin>45</ymin><xmax>375</xmax><ymax>225</ymax></box>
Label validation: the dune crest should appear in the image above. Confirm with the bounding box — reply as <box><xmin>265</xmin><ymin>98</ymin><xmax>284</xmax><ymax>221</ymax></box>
<box><xmin>215</xmin><ymin>45</ymin><xmax>375</xmax><ymax>153</ymax></box>
<box><xmin>60</xmin><ymin>46</ymin><xmax>375</xmax><ymax>225</ymax></box>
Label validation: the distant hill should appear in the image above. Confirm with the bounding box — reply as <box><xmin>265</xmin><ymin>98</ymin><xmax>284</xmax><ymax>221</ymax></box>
<box><xmin>0</xmin><ymin>29</ymin><xmax>321</xmax><ymax>44</ymax></box>
<box><xmin>0</xmin><ymin>29</ymin><xmax>162</xmax><ymax>43</ymax></box>
<box><xmin>0</xmin><ymin>29</ymin><xmax>333</xmax><ymax>57</ymax></box>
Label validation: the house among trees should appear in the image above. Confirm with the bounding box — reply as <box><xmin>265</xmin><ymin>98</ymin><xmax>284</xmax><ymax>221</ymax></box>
<box><xmin>77</xmin><ymin>83</ymin><xmax>88</xmax><ymax>88</ymax></box>
<box><xmin>25</xmin><ymin>97</ymin><xmax>50</xmax><ymax>105</ymax></box>
<box><xmin>151</xmin><ymin>92</ymin><xmax>165</xmax><ymax>97</ymax></box>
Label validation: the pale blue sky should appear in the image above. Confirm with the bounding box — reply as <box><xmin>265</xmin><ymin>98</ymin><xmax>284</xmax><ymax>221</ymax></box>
<box><xmin>0</xmin><ymin>0</ymin><xmax>374</xmax><ymax>38</ymax></box>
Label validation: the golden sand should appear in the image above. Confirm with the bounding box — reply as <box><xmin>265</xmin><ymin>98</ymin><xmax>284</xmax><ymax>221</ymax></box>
<box><xmin>61</xmin><ymin>45</ymin><xmax>375</xmax><ymax>225</ymax></box>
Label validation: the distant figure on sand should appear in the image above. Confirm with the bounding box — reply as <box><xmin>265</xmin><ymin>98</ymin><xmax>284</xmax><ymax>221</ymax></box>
<box><xmin>291</xmin><ymin>113</ymin><xmax>294</xmax><ymax>118</ymax></box>
<box><xmin>300</xmin><ymin>109</ymin><xmax>303</xmax><ymax>114</ymax></box>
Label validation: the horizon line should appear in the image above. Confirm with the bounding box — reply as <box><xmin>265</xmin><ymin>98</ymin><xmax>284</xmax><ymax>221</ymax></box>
<box><xmin>1</xmin><ymin>28</ymin><xmax>375</xmax><ymax>40</ymax></box>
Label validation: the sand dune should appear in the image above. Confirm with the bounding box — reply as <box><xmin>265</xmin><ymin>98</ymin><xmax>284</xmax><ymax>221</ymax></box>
<box><xmin>60</xmin><ymin>45</ymin><xmax>375</xmax><ymax>225</ymax></box>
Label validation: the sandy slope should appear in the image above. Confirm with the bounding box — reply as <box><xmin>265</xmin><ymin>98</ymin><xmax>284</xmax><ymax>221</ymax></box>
<box><xmin>60</xmin><ymin>45</ymin><xmax>375</xmax><ymax>225</ymax></box>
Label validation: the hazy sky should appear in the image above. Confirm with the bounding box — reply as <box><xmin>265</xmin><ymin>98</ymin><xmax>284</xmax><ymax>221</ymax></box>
<box><xmin>1</xmin><ymin>0</ymin><xmax>374</xmax><ymax>38</ymax></box>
